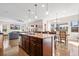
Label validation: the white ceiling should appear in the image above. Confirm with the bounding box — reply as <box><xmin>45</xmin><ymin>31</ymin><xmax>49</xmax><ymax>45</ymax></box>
<box><xmin>0</xmin><ymin>3</ymin><xmax>79</xmax><ymax>23</ymax></box>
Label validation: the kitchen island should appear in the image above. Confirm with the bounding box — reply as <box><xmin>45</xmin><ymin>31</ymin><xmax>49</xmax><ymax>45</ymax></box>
<box><xmin>20</xmin><ymin>33</ymin><xmax>56</xmax><ymax>56</ymax></box>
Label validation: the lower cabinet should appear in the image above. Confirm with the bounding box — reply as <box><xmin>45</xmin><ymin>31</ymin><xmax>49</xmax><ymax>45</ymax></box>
<box><xmin>30</xmin><ymin>37</ymin><xmax>42</xmax><ymax>56</ymax></box>
<box><xmin>30</xmin><ymin>42</ymin><xmax>36</xmax><ymax>56</ymax></box>
<box><xmin>21</xmin><ymin>35</ymin><xmax>30</xmax><ymax>54</ymax></box>
<box><xmin>25</xmin><ymin>36</ymin><xmax>30</xmax><ymax>54</ymax></box>
<box><xmin>20</xmin><ymin>35</ymin><xmax>43</xmax><ymax>56</ymax></box>
<box><xmin>35</xmin><ymin>44</ymin><xmax>42</xmax><ymax>56</ymax></box>
<box><xmin>21</xmin><ymin>35</ymin><xmax>26</xmax><ymax>50</ymax></box>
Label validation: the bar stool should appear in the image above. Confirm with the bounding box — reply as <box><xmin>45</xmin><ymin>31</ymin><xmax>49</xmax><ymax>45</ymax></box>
<box><xmin>59</xmin><ymin>31</ymin><xmax>67</xmax><ymax>44</ymax></box>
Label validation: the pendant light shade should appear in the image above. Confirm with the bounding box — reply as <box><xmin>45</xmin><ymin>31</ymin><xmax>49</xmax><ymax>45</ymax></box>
<box><xmin>46</xmin><ymin>3</ymin><xmax>49</xmax><ymax>15</ymax></box>
<box><xmin>55</xmin><ymin>12</ymin><xmax>58</xmax><ymax>31</ymax></box>
<box><xmin>28</xmin><ymin>9</ymin><xmax>31</xmax><ymax>21</ymax></box>
<box><xmin>46</xmin><ymin>11</ymin><xmax>49</xmax><ymax>15</ymax></box>
<box><xmin>34</xmin><ymin>4</ymin><xmax>38</xmax><ymax>19</ymax></box>
<box><xmin>42</xmin><ymin>4</ymin><xmax>45</xmax><ymax>7</ymax></box>
<box><xmin>35</xmin><ymin>16</ymin><xmax>38</xmax><ymax>19</ymax></box>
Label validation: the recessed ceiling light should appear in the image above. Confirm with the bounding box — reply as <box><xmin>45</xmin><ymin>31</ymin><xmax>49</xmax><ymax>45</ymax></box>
<box><xmin>46</xmin><ymin>11</ymin><xmax>49</xmax><ymax>15</ymax></box>
<box><xmin>42</xmin><ymin>4</ymin><xmax>45</xmax><ymax>7</ymax></box>
<box><xmin>35</xmin><ymin>16</ymin><xmax>38</xmax><ymax>19</ymax></box>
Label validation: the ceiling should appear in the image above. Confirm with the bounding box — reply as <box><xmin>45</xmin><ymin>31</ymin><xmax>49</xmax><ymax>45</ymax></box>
<box><xmin>0</xmin><ymin>3</ymin><xmax>79</xmax><ymax>24</ymax></box>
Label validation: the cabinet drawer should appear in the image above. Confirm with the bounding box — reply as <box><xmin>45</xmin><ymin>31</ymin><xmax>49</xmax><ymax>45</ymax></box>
<box><xmin>31</xmin><ymin>37</ymin><xmax>42</xmax><ymax>44</ymax></box>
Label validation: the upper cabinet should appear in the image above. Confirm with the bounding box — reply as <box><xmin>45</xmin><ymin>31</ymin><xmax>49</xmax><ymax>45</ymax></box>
<box><xmin>27</xmin><ymin>20</ymin><xmax>43</xmax><ymax>32</ymax></box>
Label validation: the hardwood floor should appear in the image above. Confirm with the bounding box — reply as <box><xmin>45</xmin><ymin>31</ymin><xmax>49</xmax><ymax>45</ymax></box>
<box><xmin>3</xmin><ymin>46</ymin><xmax>29</xmax><ymax>56</ymax></box>
<box><xmin>55</xmin><ymin>42</ymin><xmax>69</xmax><ymax>56</ymax></box>
<box><xmin>0</xmin><ymin>37</ymin><xmax>29</xmax><ymax>56</ymax></box>
<box><xmin>18</xmin><ymin>47</ymin><xmax>29</xmax><ymax>56</ymax></box>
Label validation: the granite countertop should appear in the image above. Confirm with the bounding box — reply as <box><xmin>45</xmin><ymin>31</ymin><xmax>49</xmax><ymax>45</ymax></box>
<box><xmin>20</xmin><ymin>33</ymin><xmax>56</xmax><ymax>39</ymax></box>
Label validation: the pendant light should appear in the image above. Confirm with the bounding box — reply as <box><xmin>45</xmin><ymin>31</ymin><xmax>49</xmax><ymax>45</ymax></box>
<box><xmin>56</xmin><ymin>12</ymin><xmax>57</xmax><ymax>31</ymax></box>
<box><xmin>28</xmin><ymin>9</ymin><xmax>31</xmax><ymax>21</ymax></box>
<box><xmin>34</xmin><ymin>4</ymin><xmax>38</xmax><ymax>19</ymax></box>
<box><xmin>46</xmin><ymin>3</ymin><xmax>49</xmax><ymax>15</ymax></box>
<box><xmin>42</xmin><ymin>4</ymin><xmax>45</xmax><ymax>7</ymax></box>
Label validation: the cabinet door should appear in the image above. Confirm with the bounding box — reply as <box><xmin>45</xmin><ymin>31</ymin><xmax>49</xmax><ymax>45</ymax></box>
<box><xmin>22</xmin><ymin>36</ymin><xmax>26</xmax><ymax>50</ymax></box>
<box><xmin>35</xmin><ymin>44</ymin><xmax>42</xmax><ymax>56</ymax></box>
<box><xmin>25</xmin><ymin>36</ymin><xmax>30</xmax><ymax>54</ymax></box>
<box><xmin>30</xmin><ymin>37</ymin><xmax>42</xmax><ymax>56</ymax></box>
<box><xmin>21</xmin><ymin>36</ymin><xmax>24</xmax><ymax>48</ymax></box>
<box><xmin>30</xmin><ymin>42</ymin><xmax>36</xmax><ymax>56</ymax></box>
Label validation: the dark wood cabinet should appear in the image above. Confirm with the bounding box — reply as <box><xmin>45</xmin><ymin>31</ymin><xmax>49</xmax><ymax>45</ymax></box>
<box><xmin>20</xmin><ymin>35</ymin><xmax>30</xmax><ymax>54</ymax></box>
<box><xmin>30</xmin><ymin>41</ymin><xmax>36</xmax><ymax>56</ymax></box>
<box><xmin>25</xmin><ymin>36</ymin><xmax>30</xmax><ymax>54</ymax></box>
<box><xmin>30</xmin><ymin>42</ymin><xmax>42</xmax><ymax>56</ymax></box>
<box><xmin>35</xmin><ymin>44</ymin><xmax>42</xmax><ymax>56</ymax></box>
<box><xmin>21</xmin><ymin>36</ymin><xmax>25</xmax><ymax>49</ymax></box>
<box><xmin>30</xmin><ymin>37</ymin><xmax>42</xmax><ymax>56</ymax></box>
<box><xmin>20</xmin><ymin>34</ymin><xmax>43</xmax><ymax>56</ymax></box>
<box><xmin>20</xmin><ymin>33</ymin><xmax>53</xmax><ymax>56</ymax></box>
